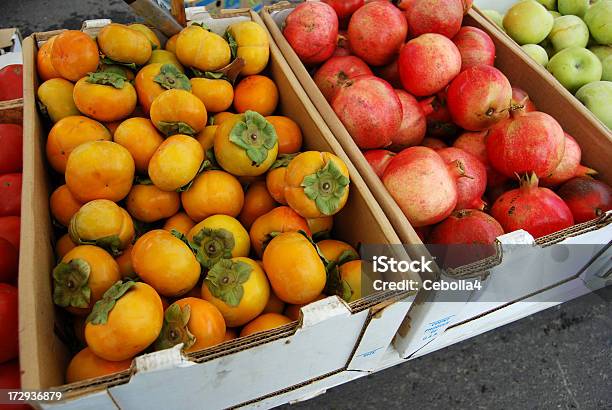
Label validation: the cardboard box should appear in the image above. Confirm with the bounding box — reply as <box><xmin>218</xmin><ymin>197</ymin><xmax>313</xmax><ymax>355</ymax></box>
<box><xmin>20</xmin><ymin>9</ymin><xmax>420</xmax><ymax>409</ymax></box>
<box><xmin>0</xmin><ymin>27</ymin><xmax>23</xmax><ymax>123</ymax></box>
<box><xmin>261</xmin><ymin>4</ymin><xmax>612</xmax><ymax>358</ymax></box>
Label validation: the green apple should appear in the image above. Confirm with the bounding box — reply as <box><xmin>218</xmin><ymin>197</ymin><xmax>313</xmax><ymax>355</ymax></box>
<box><xmin>548</xmin><ymin>15</ymin><xmax>589</xmax><ymax>52</ymax></box>
<box><xmin>522</xmin><ymin>44</ymin><xmax>550</xmax><ymax>65</ymax></box>
<box><xmin>538</xmin><ymin>0</ymin><xmax>558</xmax><ymax>9</ymax></box>
<box><xmin>549</xmin><ymin>10</ymin><xmax>562</xmax><ymax>18</ymax></box>
<box><xmin>503</xmin><ymin>1</ymin><xmax>554</xmax><ymax>45</ymax></box>
<box><xmin>575</xmin><ymin>81</ymin><xmax>612</xmax><ymax>129</ymax></box>
<box><xmin>540</xmin><ymin>37</ymin><xmax>557</xmax><ymax>58</ymax></box>
<box><xmin>547</xmin><ymin>47</ymin><xmax>603</xmax><ymax>93</ymax></box>
<box><xmin>602</xmin><ymin>55</ymin><xmax>612</xmax><ymax>81</ymax></box>
<box><xmin>589</xmin><ymin>45</ymin><xmax>612</xmax><ymax>62</ymax></box>
<box><xmin>482</xmin><ymin>9</ymin><xmax>504</xmax><ymax>29</ymax></box>
<box><xmin>558</xmin><ymin>0</ymin><xmax>589</xmax><ymax>17</ymax></box>
<box><xmin>584</xmin><ymin>1</ymin><xmax>612</xmax><ymax>45</ymax></box>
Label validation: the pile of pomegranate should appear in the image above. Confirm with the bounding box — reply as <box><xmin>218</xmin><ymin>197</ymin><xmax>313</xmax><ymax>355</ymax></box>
<box><xmin>283</xmin><ymin>0</ymin><xmax>612</xmax><ymax>244</ymax></box>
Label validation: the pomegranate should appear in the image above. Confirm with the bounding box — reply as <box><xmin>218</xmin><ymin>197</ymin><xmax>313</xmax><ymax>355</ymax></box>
<box><xmin>323</xmin><ymin>0</ymin><xmax>364</xmax><ymax>27</ymax></box>
<box><xmin>333</xmin><ymin>32</ymin><xmax>351</xmax><ymax>57</ymax></box>
<box><xmin>284</xmin><ymin>2</ymin><xmax>338</xmax><ymax>65</ymax></box>
<box><xmin>375</xmin><ymin>57</ymin><xmax>402</xmax><ymax>89</ymax></box>
<box><xmin>391</xmin><ymin>90</ymin><xmax>432</xmax><ymax>149</ymax></box>
<box><xmin>348</xmin><ymin>1</ymin><xmax>408</xmax><ymax>66</ymax></box>
<box><xmin>453</xmin><ymin>130</ymin><xmax>509</xmax><ymax>189</ymax></box>
<box><xmin>395</xmin><ymin>0</ymin><xmax>416</xmax><ymax>11</ymax></box>
<box><xmin>399</xmin><ymin>33</ymin><xmax>462</xmax><ymax>97</ymax></box>
<box><xmin>421</xmin><ymin>137</ymin><xmax>448</xmax><ymax>150</ymax></box>
<box><xmin>540</xmin><ymin>133</ymin><xmax>597</xmax><ymax>187</ymax></box>
<box><xmin>314</xmin><ymin>56</ymin><xmax>373</xmax><ymax>102</ymax></box>
<box><xmin>487</xmin><ymin>111</ymin><xmax>565</xmax><ymax>178</ymax></box>
<box><xmin>406</xmin><ymin>0</ymin><xmax>464</xmax><ymax>38</ymax></box>
<box><xmin>363</xmin><ymin>149</ymin><xmax>396</xmax><ymax>178</ymax></box>
<box><xmin>414</xmin><ymin>225</ymin><xmax>432</xmax><ymax>242</ymax></box>
<box><xmin>382</xmin><ymin>147</ymin><xmax>462</xmax><ymax>227</ymax></box>
<box><xmin>426</xmin><ymin>89</ymin><xmax>459</xmax><ymax>139</ymax></box>
<box><xmin>452</xmin><ymin>26</ymin><xmax>496</xmax><ymax>71</ymax></box>
<box><xmin>332</xmin><ymin>75</ymin><xmax>402</xmax><ymax>149</ymax></box>
<box><xmin>447</xmin><ymin>65</ymin><xmax>512</xmax><ymax>131</ymax></box>
<box><xmin>511</xmin><ymin>87</ymin><xmax>537</xmax><ymax>113</ymax></box>
<box><xmin>438</xmin><ymin>147</ymin><xmax>487</xmax><ymax>210</ymax></box>
<box><xmin>428</xmin><ymin>209</ymin><xmax>503</xmax><ymax>244</ymax></box>
<box><xmin>558</xmin><ymin>177</ymin><xmax>612</xmax><ymax>223</ymax></box>
<box><xmin>491</xmin><ymin>173</ymin><xmax>574</xmax><ymax>238</ymax></box>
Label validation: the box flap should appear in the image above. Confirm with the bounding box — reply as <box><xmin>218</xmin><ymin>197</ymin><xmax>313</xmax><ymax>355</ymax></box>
<box><xmin>0</xmin><ymin>28</ymin><xmax>17</xmax><ymax>49</ymax></box>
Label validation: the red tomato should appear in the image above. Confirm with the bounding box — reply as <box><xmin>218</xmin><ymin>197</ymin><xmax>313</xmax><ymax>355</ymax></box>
<box><xmin>322</xmin><ymin>0</ymin><xmax>364</xmax><ymax>21</ymax></box>
<box><xmin>0</xmin><ymin>238</ymin><xmax>18</xmax><ymax>283</ymax></box>
<box><xmin>0</xmin><ymin>284</ymin><xmax>18</xmax><ymax>363</ymax></box>
<box><xmin>0</xmin><ymin>124</ymin><xmax>22</xmax><ymax>174</ymax></box>
<box><xmin>0</xmin><ymin>216</ymin><xmax>20</xmax><ymax>249</ymax></box>
<box><xmin>0</xmin><ymin>174</ymin><xmax>21</xmax><ymax>217</ymax></box>
<box><xmin>0</xmin><ymin>65</ymin><xmax>23</xmax><ymax>101</ymax></box>
<box><xmin>0</xmin><ymin>360</ymin><xmax>29</xmax><ymax>410</ymax></box>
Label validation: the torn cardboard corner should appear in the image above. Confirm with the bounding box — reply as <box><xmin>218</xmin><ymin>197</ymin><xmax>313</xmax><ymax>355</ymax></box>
<box><xmin>0</xmin><ymin>28</ymin><xmax>20</xmax><ymax>50</ymax></box>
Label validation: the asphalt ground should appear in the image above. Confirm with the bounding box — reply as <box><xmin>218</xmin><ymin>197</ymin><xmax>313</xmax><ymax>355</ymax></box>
<box><xmin>1</xmin><ymin>1</ymin><xmax>610</xmax><ymax>408</ymax></box>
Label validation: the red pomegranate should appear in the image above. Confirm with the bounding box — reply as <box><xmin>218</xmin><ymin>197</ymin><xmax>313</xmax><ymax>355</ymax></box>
<box><xmin>284</xmin><ymin>2</ymin><xmax>339</xmax><ymax>65</ymax></box>
<box><xmin>486</xmin><ymin>111</ymin><xmax>565</xmax><ymax>178</ymax></box>
<box><xmin>375</xmin><ymin>57</ymin><xmax>402</xmax><ymax>89</ymax></box>
<box><xmin>382</xmin><ymin>146</ymin><xmax>462</xmax><ymax>227</ymax></box>
<box><xmin>391</xmin><ymin>90</ymin><xmax>432</xmax><ymax>149</ymax></box>
<box><xmin>322</xmin><ymin>0</ymin><xmax>364</xmax><ymax>27</ymax></box>
<box><xmin>557</xmin><ymin>177</ymin><xmax>612</xmax><ymax>223</ymax></box>
<box><xmin>314</xmin><ymin>56</ymin><xmax>373</xmax><ymax>102</ymax></box>
<box><xmin>452</xmin><ymin>26</ymin><xmax>496</xmax><ymax>71</ymax></box>
<box><xmin>406</xmin><ymin>0</ymin><xmax>464</xmax><ymax>38</ymax></box>
<box><xmin>428</xmin><ymin>209</ymin><xmax>504</xmax><ymax>244</ymax></box>
<box><xmin>421</xmin><ymin>137</ymin><xmax>448</xmax><ymax>150</ymax></box>
<box><xmin>453</xmin><ymin>130</ymin><xmax>509</xmax><ymax>189</ymax></box>
<box><xmin>399</xmin><ymin>33</ymin><xmax>462</xmax><ymax>97</ymax></box>
<box><xmin>332</xmin><ymin>75</ymin><xmax>402</xmax><ymax>149</ymax></box>
<box><xmin>491</xmin><ymin>173</ymin><xmax>574</xmax><ymax>238</ymax></box>
<box><xmin>395</xmin><ymin>0</ymin><xmax>416</xmax><ymax>11</ymax></box>
<box><xmin>426</xmin><ymin>89</ymin><xmax>459</xmax><ymax>140</ymax></box>
<box><xmin>511</xmin><ymin>86</ymin><xmax>537</xmax><ymax>113</ymax></box>
<box><xmin>438</xmin><ymin>147</ymin><xmax>487</xmax><ymax>210</ymax></box>
<box><xmin>447</xmin><ymin>65</ymin><xmax>512</xmax><ymax>131</ymax></box>
<box><xmin>348</xmin><ymin>1</ymin><xmax>408</xmax><ymax>66</ymax></box>
<box><xmin>333</xmin><ymin>32</ymin><xmax>351</xmax><ymax>57</ymax></box>
<box><xmin>363</xmin><ymin>149</ymin><xmax>396</xmax><ymax>178</ymax></box>
<box><xmin>540</xmin><ymin>133</ymin><xmax>597</xmax><ymax>187</ymax></box>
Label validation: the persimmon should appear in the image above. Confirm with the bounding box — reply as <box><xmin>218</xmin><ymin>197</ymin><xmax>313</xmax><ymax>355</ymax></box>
<box><xmin>126</xmin><ymin>184</ymin><xmax>180</xmax><ymax>223</ymax></box>
<box><xmin>187</xmin><ymin>215</ymin><xmax>250</xmax><ymax>269</ymax></box>
<box><xmin>307</xmin><ymin>216</ymin><xmax>334</xmax><ymax>239</ymax></box>
<box><xmin>150</xmin><ymin>89</ymin><xmax>207</xmax><ymax>136</ymax></box>
<box><xmin>214</xmin><ymin>111</ymin><xmax>278</xmax><ymax>177</ymax></box>
<box><xmin>147</xmin><ymin>50</ymin><xmax>184</xmax><ymax>71</ymax></box>
<box><xmin>37</xmin><ymin>36</ymin><xmax>60</xmax><ymax>81</ymax></box>
<box><xmin>233</xmin><ymin>75</ymin><xmax>279</xmax><ymax>116</ymax></box>
<box><xmin>97</xmin><ymin>23</ymin><xmax>152</xmax><ymax>65</ymax></box>
<box><xmin>265</xmin><ymin>116</ymin><xmax>302</xmax><ymax>154</ymax></box>
<box><xmin>129</xmin><ymin>23</ymin><xmax>161</xmax><ymax>50</ymax></box>
<box><xmin>263</xmin><ymin>232</ymin><xmax>326</xmax><ymax>304</ymax></box>
<box><xmin>85</xmin><ymin>281</ymin><xmax>163</xmax><ymax>361</ymax></box>
<box><xmin>155</xmin><ymin>297</ymin><xmax>225</xmax><ymax>353</ymax></box>
<box><xmin>249</xmin><ymin>206</ymin><xmax>311</xmax><ymax>257</ymax></box>
<box><xmin>132</xmin><ymin>230</ymin><xmax>200</xmax><ymax>297</ymax></box>
<box><xmin>51</xmin><ymin>30</ymin><xmax>99</xmax><ymax>82</ymax></box>
<box><xmin>266</xmin><ymin>154</ymin><xmax>297</xmax><ymax>205</ymax></box>
<box><xmin>339</xmin><ymin>260</ymin><xmax>362</xmax><ymax>302</ymax></box>
<box><xmin>240</xmin><ymin>313</ymin><xmax>293</xmax><ymax>337</ymax></box>
<box><xmin>65</xmin><ymin>141</ymin><xmax>135</xmax><ymax>202</ymax></box>
<box><xmin>196</xmin><ymin>125</ymin><xmax>217</xmax><ymax>157</ymax></box>
<box><xmin>69</xmin><ymin>199</ymin><xmax>134</xmax><ymax>254</ymax></box>
<box><xmin>202</xmin><ymin>257</ymin><xmax>270</xmax><ymax>327</ymax></box>
<box><xmin>212</xmin><ymin>111</ymin><xmax>237</xmax><ymax>125</ymax></box>
<box><xmin>135</xmin><ymin>63</ymin><xmax>191</xmax><ymax>114</ymax></box>
<box><xmin>317</xmin><ymin>239</ymin><xmax>358</xmax><ymax>265</ymax></box>
<box><xmin>262</xmin><ymin>291</ymin><xmax>285</xmax><ymax>315</ymax></box>
<box><xmin>284</xmin><ymin>294</ymin><xmax>326</xmax><ymax>321</ymax></box>
<box><xmin>285</xmin><ymin>151</ymin><xmax>350</xmax><ymax>218</ymax></box>
<box><xmin>73</xmin><ymin>74</ymin><xmax>137</xmax><ymax>122</ymax></box>
<box><xmin>165</xmin><ymin>34</ymin><xmax>178</xmax><ymax>53</ymax></box>
<box><xmin>223</xmin><ymin>328</ymin><xmax>238</xmax><ymax>342</ymax></box>
<box><xmin>66</xmin><ymin>347</ymin><xmax>132</xmax><ymax>383</ymax></box>
<box><xmin>175</xmin><ymin>25</ymin><xmax>231</xmax><ymax>72</ymax></box>
<box><xmin>163</xmin><ymin>212</ymin><xmax>195</xmax><ymax>236</ymax></box>
<box><xmin>52</xmin><ymin>245</ymin><xmax>121</xmax><ymax>315</ymax></box>
<box><xmin>37</xmin><ymin>78</ymin><xmax>80</xmax><ymax>123</ymax></box>
<box><xmin>148</xmin><ymin>134</ymin><xmax>204</xmax><ymax>192</ymax></box>
<box><xmin>227</xmin><ymin>21</ymin><xmax>270</xmax><ymax>76</ymax></box>
<box><xmin>181</xmin><ymin>170</ymin><xmax>244</xmax><ymax>222</ymax></box>
<box><xmin>104</xmin><ymin>121</ymin><xmax>121</xmax><ymax>136</ymax></box>
<box><xmin>50</xmin><ymin>184</ymin><xmax>82</xmax><ymax>227</ymax></box>
<box><xmin>115</xmin><ymin>244</ymin><xmax>136</xmax><ymax>280</ymax></box>
<box><xmin>239</xmin><ymin>181</ymin><xmax>277</xmax><ymax>230</ymax></box>
<box><xmin>56</xmin><ymin>233</ymin><xmax>77</xmax><ymax>259</ymax></box>
<box><xmin>46</xmin><ymin>116</ymin><xmax>111</xmax><ymax>174</ymax></box>
<box><xmin>113</xmin><ymin>117</ymin><xmax>164</xmax><ymax>174</ymax></box>
<box><xmin>191</xmin><ymin>78</ymin><xmax>233</xmax><ymax>113</ymax></box>
<box><xmin>98</xmin><ymin>63</ymin><xmax>135</xmax><ymax>81</ymax></box>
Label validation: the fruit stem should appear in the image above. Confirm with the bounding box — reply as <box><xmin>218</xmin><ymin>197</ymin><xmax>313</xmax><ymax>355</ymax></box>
<box><xmin>575</xmin><ymin>165</ymin><xmax>598</xmax><ymax>178</ymax></box>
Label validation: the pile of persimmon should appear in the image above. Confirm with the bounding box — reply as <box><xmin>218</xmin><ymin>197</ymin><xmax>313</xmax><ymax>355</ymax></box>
<box><xmin>37</xmin><ymin>21</ymin><xmax>361</xmax><ymax>385</ymax></box>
